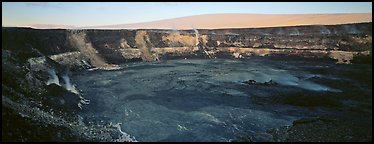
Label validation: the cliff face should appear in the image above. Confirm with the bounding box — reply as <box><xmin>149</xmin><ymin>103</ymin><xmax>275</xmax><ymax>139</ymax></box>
<box><xmin>2</xmin><ymin>22</ymin><xmax>372</xmax><ymax>71</ymax></box>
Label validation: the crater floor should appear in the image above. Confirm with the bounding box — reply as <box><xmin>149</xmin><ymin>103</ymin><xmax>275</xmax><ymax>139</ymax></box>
<box><xmin>73</xmin><ymin>57</ymin><xmax>372</xmax><ymax>142</ymax></box>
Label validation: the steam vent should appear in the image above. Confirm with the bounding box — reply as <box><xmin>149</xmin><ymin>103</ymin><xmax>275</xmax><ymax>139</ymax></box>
<box><xmin>2</xmin><ymin>2</ymin><xmax>372</xmax><ymax>142</ymax></box>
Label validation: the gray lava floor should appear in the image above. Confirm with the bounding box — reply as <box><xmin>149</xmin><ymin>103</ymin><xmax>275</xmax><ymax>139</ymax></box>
<box><xmin>73</xmin><ymin>57</ymin><xmax>372</xmax><ymax>142</ymax></box>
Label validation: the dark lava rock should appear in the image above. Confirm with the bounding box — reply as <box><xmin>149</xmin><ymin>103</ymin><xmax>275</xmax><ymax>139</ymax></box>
<box><xmin>263</xmin><ymin>80</ymin><xmax>277</xmax><ymax>86</ymax></box>
<box><xmin>243</xmin><ymin>80</ymin><xmax>258</xmax><ymax>85</ymax></box>
<box><xmin>2</xmin><ymin>107</ymin><xmax>82</xmax><ymax>142</ymax></box>
<box><xmin>42</xmin><ymin>83</ymin><xmax>81</xmax><ymax>113</ymax></box>
<box><xmin>267</xmin><ymin>116</ymin><xmax>372</xmax><ymax>142</ymax></box>
<box><xmin>271</xmin><ymin>91</ymin><xmax>341</xmax><ymax>108</ymax></box>
<box><xmin>243</xmin><ymin>79</ymin><xmax>277</xmax><ymax>86</ymax></box>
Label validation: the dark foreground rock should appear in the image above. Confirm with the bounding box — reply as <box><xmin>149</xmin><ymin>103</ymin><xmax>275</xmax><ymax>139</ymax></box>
<box><xmin>2</xmin><ymin>107</ymin><xmax>82</xmax><ymax>142</ymax></box>
<box><xmin>267</xmin><ymin>116</ymin><xmax>372</xmax><ymax>142</ymax></box>
<box><xmin>2</xmin><ymin>48</ymin><xmax>136</xmax><ymax>142</ymax></box>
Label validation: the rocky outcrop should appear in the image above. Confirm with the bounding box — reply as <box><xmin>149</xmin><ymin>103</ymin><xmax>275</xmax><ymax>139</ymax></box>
<box><xmin>243</xmin><ymin>79</ymin><xmax>277</xmax><ymax>86</ymax></box>
<box><xmin>66</xmin><ymin>30</ymin><xmax>108</xmax><ymax>68</ymax></box>
<box><xmin>2</xmin><ymin>48</ymin><xmax>135</xmax><ymax>142</ymax></box>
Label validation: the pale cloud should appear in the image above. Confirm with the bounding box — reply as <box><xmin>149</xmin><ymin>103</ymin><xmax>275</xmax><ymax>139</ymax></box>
<box><xmin>24</xmin><ymin>2</ymin><xmax>62</xmax><ymax>8</ymax></box>
<box><xmin>159</xmin><ymin>2</ymin><xmax>190</xmax><ymax>6</ymax></box>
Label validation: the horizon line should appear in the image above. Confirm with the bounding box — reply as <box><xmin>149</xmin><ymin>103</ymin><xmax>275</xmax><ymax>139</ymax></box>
<box><xmin>11</xmin><ymin>12</ymin><xmax>373</xmax><ymax>28</ymax></box>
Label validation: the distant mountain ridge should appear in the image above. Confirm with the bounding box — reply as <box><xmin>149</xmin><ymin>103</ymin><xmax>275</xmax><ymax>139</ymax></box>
<box><xmin>18</xmin><ymin>13</ymin><xmax>372</xmax><ymax>29</ymax></box>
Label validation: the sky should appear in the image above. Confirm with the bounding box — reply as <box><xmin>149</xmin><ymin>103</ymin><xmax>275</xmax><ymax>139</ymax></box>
<box><xmin>2</xmin><ymin>2</ymin><xmax>372</xmax><ymax>27</ymax></box>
